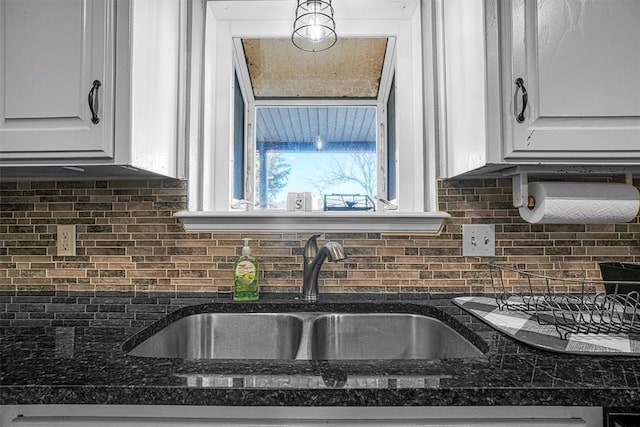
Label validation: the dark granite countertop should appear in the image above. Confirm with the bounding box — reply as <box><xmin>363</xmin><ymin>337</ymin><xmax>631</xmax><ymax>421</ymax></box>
<box><xmin>2</xmin><ymin>293</ymin><xmax>640</xmax><ymax>407</ymax></box>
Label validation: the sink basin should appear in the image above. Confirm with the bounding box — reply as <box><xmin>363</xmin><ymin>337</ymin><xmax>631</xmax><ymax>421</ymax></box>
<box><xmin>309</xmin><ymin>313</ymin><xmax>484</xmax><ymax>360</ymax></box>
<box><xmin>126</xmin><ymin>309</ymin><xmax>485</xmax><ymax>360</ymax></box>
<box><xmin>127</xmin><ymin>313</ymin><xmax>303</xmax><ymax>359</ymax></box>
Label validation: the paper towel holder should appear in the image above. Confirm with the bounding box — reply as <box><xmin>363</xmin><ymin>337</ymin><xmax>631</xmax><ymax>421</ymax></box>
<box><xmin>510</xmin><ymin>170</ymin><xmax>635</xmax><ymax>209</ymax></box>
<box><xmin>511</xmin><ymin>172</ymin><xmax>535</xmax><ymax>209</ymax></box>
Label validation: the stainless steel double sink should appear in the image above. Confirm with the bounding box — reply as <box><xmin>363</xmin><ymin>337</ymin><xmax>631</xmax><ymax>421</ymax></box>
<box><xmin>126</xmin><ymin>312</ymin><xmax>484</xmax><ymax>360</ymax></box>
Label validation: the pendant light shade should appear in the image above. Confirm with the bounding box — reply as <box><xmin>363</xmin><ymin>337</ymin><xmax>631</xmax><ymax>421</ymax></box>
<box><xmin>292</xmin><ymin>0</ymin><xmax>337</xmax><ymax>52</ymax></box>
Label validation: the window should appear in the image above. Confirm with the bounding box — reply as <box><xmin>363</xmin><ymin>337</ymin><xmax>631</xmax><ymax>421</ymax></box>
<box><xmin>232</xmin><ymin>72</ymin><xmax>245</xmax><ymax>202</ymax></box>
<box><xmin>229</xmin><ymin>35</ymin><xmax>397</xmax><ymax>212</ymax></box>
<box><xmin>180</xmin><ymin>0</ymin><xmax>449</xmax><ymax>231</ymax></box>
<box><xmin>252</xmin><ymin>105</ymin><xmax>378</xmax><ymax>211</ymax></box>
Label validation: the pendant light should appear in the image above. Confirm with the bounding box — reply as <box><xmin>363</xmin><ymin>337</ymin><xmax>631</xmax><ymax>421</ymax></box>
<box><xmin>292</xmin><ymin>0</ymin><xmax>337</xmax><ymax>52</ymax></box>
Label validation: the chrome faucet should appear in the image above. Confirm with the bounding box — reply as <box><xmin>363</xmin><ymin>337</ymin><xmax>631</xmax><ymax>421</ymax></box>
<box><xmin>302</xmin><ymin>235</ymin><xmax>346</xmax><ymax>302</ymax></box>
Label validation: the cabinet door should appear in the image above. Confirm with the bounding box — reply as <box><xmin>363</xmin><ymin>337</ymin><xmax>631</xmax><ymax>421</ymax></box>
<box><xmin>0</xmin><ymin>0</ymin><xmax>114</xmax><ymax>160</ymax></box>
<box><xmin>501</xmin><ymin>0</ymin><xmax>640</xmax><ymax>160</ymax></box>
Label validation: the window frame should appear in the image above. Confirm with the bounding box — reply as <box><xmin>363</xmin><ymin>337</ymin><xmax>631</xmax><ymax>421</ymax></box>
<box><xmin>178</xmin><ymin>0</ymin><xmax>450</xmax><ymax>233</ymax></box>
<box><xmin>233</xmin><ymin>36</ymin><xmax>398</xmax><ymax>213</ymax></box>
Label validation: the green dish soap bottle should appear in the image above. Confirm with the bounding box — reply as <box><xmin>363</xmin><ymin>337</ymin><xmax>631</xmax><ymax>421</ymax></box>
<box><xmin>233</xmin><ymin>238</ymin><xmax>259</xmax><ymax>301</ymax></box>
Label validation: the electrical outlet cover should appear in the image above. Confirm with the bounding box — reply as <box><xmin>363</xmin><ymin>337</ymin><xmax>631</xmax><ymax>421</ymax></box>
<box><xmin>462</xmin><ymin>224</ymin><xmax>495</xmax><ymax>257</ymax></box>
<box><xmin>57</xmin><ymin>224</ymin><xmax>76</xmax><ymax>256</ymax></box>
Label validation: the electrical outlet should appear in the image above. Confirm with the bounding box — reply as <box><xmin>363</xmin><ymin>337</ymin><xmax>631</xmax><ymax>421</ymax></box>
<box><xmin>57</xmin><ymin>224</ymin><xmax>76</xmax><ymax>256</ymax></box>
<box><xmin>462</xmin><ymin>224</ymin><xmax>495</xmax><ymax>257</ymax></box>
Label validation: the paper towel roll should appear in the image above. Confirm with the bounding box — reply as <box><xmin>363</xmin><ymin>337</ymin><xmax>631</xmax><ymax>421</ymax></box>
<box><xmin>519</xmin><ymin>182</ymin><xmax>640</xmax><ymax>224</ymax></box>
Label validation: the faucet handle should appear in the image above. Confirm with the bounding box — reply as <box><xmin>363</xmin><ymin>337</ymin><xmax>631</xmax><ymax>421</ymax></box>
<box><xmin>324</xmin><ymin>241</ymin><xmax>346</xmax><ymax>262</ymax></box>
<box><xmin>303</xmin><ymin>234</ymin><xmax>321</xmax><ymax>259</ymax></box>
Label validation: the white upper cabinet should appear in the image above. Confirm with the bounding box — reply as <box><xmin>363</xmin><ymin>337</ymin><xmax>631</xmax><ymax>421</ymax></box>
<box><xmin>437</xmin><ymin>0</ymin><xmax>640</xmax><ymax>178</ymax></box>
<box><xmin>0</xmin><ymin>0</ymin><xmax>186</xmax><ymax>180</ymax></box>
<box><xmin>0</xmin><ymin>0</ymin><xmax>115</xmax><ymax>159</ymax></box>
<box><xmin>502</xmin><ymin>0</ymin><xmax>640</xmax><ymax>161</ymax></box>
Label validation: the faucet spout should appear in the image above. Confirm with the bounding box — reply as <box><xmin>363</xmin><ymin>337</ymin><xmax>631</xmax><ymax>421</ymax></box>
<box><xmin>301</xmin><ymin>237</ymin><xmax>346</xmax><ymax>302</ymax></box>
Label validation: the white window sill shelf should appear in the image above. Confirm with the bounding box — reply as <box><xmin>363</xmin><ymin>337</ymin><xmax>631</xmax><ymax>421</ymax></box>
<box><xmin>175</xmin><ymin>211</ymin><xmax>450</xmax><ymax>234</ymax></box>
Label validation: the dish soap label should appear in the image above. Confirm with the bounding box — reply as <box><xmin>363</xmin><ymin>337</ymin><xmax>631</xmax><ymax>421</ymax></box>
<box><xmin>233</xmin><ymin>238</ymin><xmax>259</xmax><ymax>301</ymax></box>
<box><xmin>234</xmin><ymin>260</ymin><xmax>256</xmax><ymax>286</ymax></box>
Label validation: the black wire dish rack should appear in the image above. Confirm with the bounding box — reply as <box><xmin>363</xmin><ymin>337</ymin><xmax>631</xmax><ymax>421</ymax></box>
<box><xmin>489</xmin><ymin>263</ymin><xmax>640</xmax><ymax>340</ymax></box>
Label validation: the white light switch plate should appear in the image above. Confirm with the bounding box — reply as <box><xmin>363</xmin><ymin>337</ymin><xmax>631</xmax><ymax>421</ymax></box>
<box><xmin>462</xmin><ymin>224</ymin><xmax>495</xmax><ymax>257</ymax></box>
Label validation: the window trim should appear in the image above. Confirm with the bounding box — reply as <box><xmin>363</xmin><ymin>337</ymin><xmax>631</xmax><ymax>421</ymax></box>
<box><xmin>176</xmin><ymin>210</ymin><xmax>449</xmax><ymax>233</ymax></box>
<box><xmin>180</xmin><ymin>0</ymin><xmax>450</xmax><ymax>233</ymax></box>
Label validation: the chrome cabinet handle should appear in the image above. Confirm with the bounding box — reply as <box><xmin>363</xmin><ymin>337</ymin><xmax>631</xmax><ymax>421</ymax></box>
<box><xmin>514</xmin><ymin>77</ymin><xmax>528</xmax><ymax>123</ymax></box>
<box><xmin>88</xmin><ymin>80</ymin><xmax>101</xmax><ymax>124</ymax></box>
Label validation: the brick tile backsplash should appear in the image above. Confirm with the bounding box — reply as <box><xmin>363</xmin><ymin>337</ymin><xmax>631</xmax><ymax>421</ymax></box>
<box><xmin>1</xmin><ymin>178</ymin><xmax>639</xmax><ymax>295</ymax></box>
